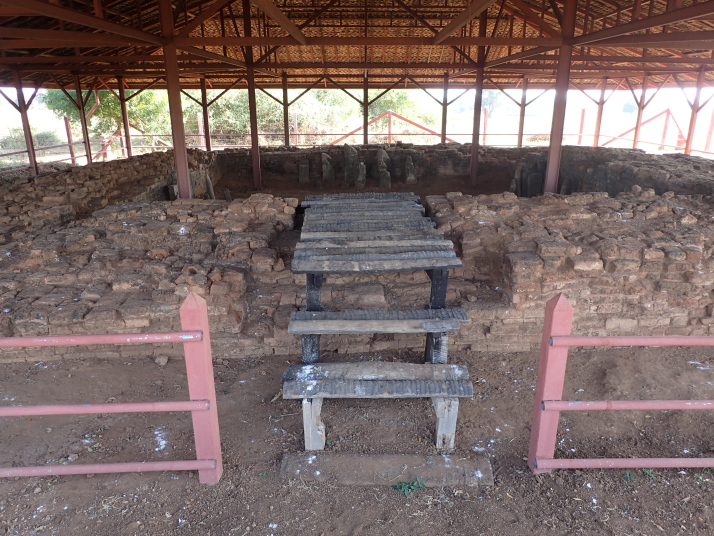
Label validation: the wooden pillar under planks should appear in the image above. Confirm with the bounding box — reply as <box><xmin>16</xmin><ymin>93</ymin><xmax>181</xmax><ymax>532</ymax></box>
<box><xmin>684</xmin><ymin>67</ymin><xmax>705</xmax><ymax>155</ymax></box>
<box><xmin>517</xmin><ymin>77</ymin><xmax>528</xmax><ymax>147</ymax></box>
<box><xmin>159</xmin><ymin>0</ymin><xmax>192</xmax><ymax>198</ymax></box>
<box><xmin>200</xmin><ymin>78</ymin><xmax>212</xmax><ymax>151</ymax></box>
<box><xmin>243</xmin><ymin>0</ymin><xmax>261</xmax><ymax>189</ymax></box>
<box><xmin>363</xmin><ymin>74</ymin><xmax>369</xmax><ymax>145</ymax></box>
<box><xmin>117</xmin><ymin>76</ymin><xmax>132</xmax><ymax>157</ymax></box>
<box><xmin>441</xmin><ymin>71</ymin><xmax>448</xmax><ymax>144</ymax></box>
<box><xmin>282</xmin><ymin>72</ymin><xmax>290</xmax><ymax>147</ymax></box>
<box><xmin>633</xmin><ymin>76</ymin><xmax>648</xmax><ymax>150</ymax></box>
<box><xmin>543</xmin><ymin>0</ymin><xmax>578</xmax><ymax>194</ymax></box>
<box><xmin>64</xmin><ymin>116</ymin><xmax>76</xmax><ymax>164</ymax></box>
<box><xmin>74</xmin><ymin>75</ymin><xmax>93</xmax><ymax>165</ymax></box>
<box><xmin>12</xmin><ymin>71</ymin><xmax>38</xmax><ymax>176</ymax></box>
<box><xmin>593</xmin><ymin>79</ymin><xmax>607</xmax><ymax>147</ymax></box>
<box><xmin>468</xmin><ymin>11</ymin><xmax>487</xmax><ymax>188</ymax></box>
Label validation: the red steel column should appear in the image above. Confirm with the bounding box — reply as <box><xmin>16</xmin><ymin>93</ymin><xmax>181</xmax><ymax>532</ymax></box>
<box><xmin>363</xmin><ymin>74</ymin><xmax>369</xmax><ymax>145</ymax></box>
<box><xmin>159</xmin><ymin>0</ymin><xmax>192</xmax><ymax>198</ymax></box>
<box><xmin>543</xmin><ymin>0</ymin><xmax>578</xmax><ymax>193</ymax></box>
<box><xmin>705</xmin><ymin>108</ymin><xmax>714</xmax><ymax>152</ymax></box>
<box><xmin>117</xmin><ymin>76</ymin><xmax>133</xmax><ymax>157</ymax></box>
<box><xmin>593</xmin><ymin>79</ymin><xmax>606</xmax><ymax>147</ymax></box>
<box><xmin>684</xmin><ymin>67</ymin><xmax>705</xmax><ymax>155</ymax></box>
<box><xmin>517</xmin><ymin>77</ymin><xmax>528</xmax><ymax>147</ymax></box>
<box><xmin>200</xmin><ymin>77</ymin><xmax>212</xmax><ymax>151</ymax></box>
<box><xmin>469</xmin><ymin>11</ymin><xmax>487</xmax><ymax>188</ymax></box>
<box><xmin>282</xmin><ymin>72</ymin><xmax>290</xmax><ymax>147</ymax></box>
<box><xmin>12</xmin><ymin>71</ymin><xmax>38</xmax><ymax>176</ymax></box>
<box><xmin>243</xmin><ymin>0</ymin><xmax>261</xmax><ymax>189</ymax></box>
<box><xmin>632</xmin><ymin>75</ymin><xmax>648</xmax><ymax>150</ymax></box>
<box><xmin>74</xmin><ymin>76</ymin><xmax>93</xmax><ymax>164</ymax></box>
<box><xmin>64</xmin><ymin>116</ymin><xmax>76</xmax><ymax>164</ymax></box>
<box><xmin>441</xmin><ymin>71</ymin><xmax>448</xmax><ymax>144</ymax></box>
<box><xmin>577</xmin><ymin>108</ymin><xmax>586</xmax><ymax>145</ymax></box>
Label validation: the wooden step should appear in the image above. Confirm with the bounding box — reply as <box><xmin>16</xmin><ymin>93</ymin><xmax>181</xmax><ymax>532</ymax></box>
<box><xmin>305</xmin><ymin>202</ymin><xmax>424</xmax><ymax>214</ymax></box>
<box><xmin>288</xmin><ymin>308</ymin><xmax>468</xmax><ymax>334</ymax></box>
<box><xmin>294</xmin><ymin>243</ymin><xmax>455</xmax><ymax>259</ymax></box>
<box><xmin>303</xmin><ymin>192</ymin><xmax>420</xmax><ymax>206</ymax></box>
<box><xmin>281</xmin><ymin>362</ymin><xmax>473</xmax><ymax>399</ymax></box>
<box><xmin>303</xmin><ymin>212</ymin><xmax>428</xmax><ymax>223</ymax></box>
<box><xmin>295</xmin><ymin>238</ymin><xmax>454</xmax><ymax>249</ymax></box>
<box><xmin>291</xmin><ymin>255</ymin><xmax>462</xmax><ymax>274</ymax></box>
<box><xmin>301</xmin><ymin>219</ymin><xmax>435</xmax><ymax>233</ymax></box>
<box><xmin>299</xmin><ymin>229</ymin><xmax>444</xmax><ymax>241</ymax></box>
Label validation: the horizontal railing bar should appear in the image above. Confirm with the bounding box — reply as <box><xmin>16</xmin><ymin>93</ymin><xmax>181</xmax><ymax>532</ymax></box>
<box><xmin>0</xmin><ymin>400</ymin><xmax>209</xmax><ymax>417</ymax></box>
<box><xmin>0</xmin><ymin>331</ymin><xmax>203</xmax><ymax>348</ymax></box>
<box><xmin>551</xmin><ymin>336</ymin><xmax>714</xmax><ymax>347</ymax></box>
<box><xmin>535</xmin><ymin>458</ymin><xmax>714</xmax><ymax>470</ymax></box>
<box><xmin>543</xmin><ymin>400</ymin><xmax>714</xmax><ymax>411</ymax></box>
<box><xmin>0</xmin><ymin>459</ymin><xmax>216</xmax><ymax>478</ymax></box>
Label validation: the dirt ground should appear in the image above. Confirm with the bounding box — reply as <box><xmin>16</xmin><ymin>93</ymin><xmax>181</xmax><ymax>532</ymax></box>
<box><xmin>2</xmin><ymin>344</ymin><xmax>714</xmax><ymax>536</ymax></box>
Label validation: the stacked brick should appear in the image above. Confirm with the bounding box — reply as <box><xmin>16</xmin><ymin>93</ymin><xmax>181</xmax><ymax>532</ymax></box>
<box><xmin>425</xmin><ymin>187</ymin><xmax>714</xmax><ymax>352</ymax></box>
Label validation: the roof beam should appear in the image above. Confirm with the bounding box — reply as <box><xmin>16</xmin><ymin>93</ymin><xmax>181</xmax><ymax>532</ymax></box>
<box><xmin>432</xmin><ymin>0</ymin><xmax>500</xmax><ymax>45</ymax></box>
<box><xmin>573</xmin><ymin>2</ymin><xmax>714</xmax><ymax>46</ymax></box>
<box><xmin>177</xmin><ymin>0</ymin><xmax>238</xmax><ymax>38</ymax></box>
<box><xmin>595</xmin><ymin>30</ymin><xmax>714</xmax><ymax>48</ymax></box>
<box><xmin>507</xmin><ymin>0</ymin><xmax>561</xmax><ymax>37</ymax></box>
<box><xmin>0</xmin><ymin>0</ymin><xmax>163</xmax><ymax>45</ymax></box>
<box><xmin>249</xmin><ymin>0</ymin><xmax>307</xmax><ymax>44</ymax></box>
<box><xmin>0</xmin><ymin>28</ymin><xmax>151</xmax><ymax>46</ymax></box>
<box><xmin>486</xmin><ymin>45</ymin><xmax>559</xmax><ymax>67</ymax></box>
<box><xmin>175</xmin><ymin>36</ymin><xmax>563</xmax><ymax>46</ymax></box>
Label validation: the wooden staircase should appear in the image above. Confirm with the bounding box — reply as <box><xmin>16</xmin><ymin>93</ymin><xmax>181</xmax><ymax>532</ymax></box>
<box><xmin>282</xmin><ymin>192</ymin><xmax>473</xmax><ymax>451</ymax></box>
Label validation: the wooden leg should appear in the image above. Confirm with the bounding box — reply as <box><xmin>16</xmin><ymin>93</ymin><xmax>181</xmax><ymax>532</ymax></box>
<box><xmin>306</xmin><ymin>274</ymin><xmax>323</xmax><ymax>312</ymax></box>
<box><xmin>432</xmin><ymin>397</ymin><xmax>459</xmax><ymax>451</ymax></box>
<box><xmin>302</xmin><ymin>334</ymin><xmax>321</xmax><ymax>364</ymax></box>
<box><xmin>425</xmin><ymin>332</ymin><xmax>448</xmax><ymax>364</ymax></box>
<box><xmin>427</xmin><ymin>268</ymin><xmax>448</xmax><ymax>310</ymax></box>
<box><xmin>302</xmin><ymin>398</ymin><xmax>326</xmax><ymax>450</ymax></box>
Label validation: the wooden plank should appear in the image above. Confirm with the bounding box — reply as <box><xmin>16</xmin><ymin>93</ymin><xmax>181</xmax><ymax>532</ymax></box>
<box><xmin>282</xmin><ymin>362</ymin><xmax>470</xmax><ymax>382</ymax></box>
<box><xmin>291</xmin><ymin>308</ymin><xmax>468</xmax><ymax>322</ymax></box>
<box><xmin>301</xmin><ymin>220</ymin><xmax>436</xmax><ymax>232</ymax></box>
<box><xmin>282</xmin><ymin>379</ymin><xmax>474</xmax><ymax>398</ymax></box>
<box><xmin>303</xmin><ymin>192</ymin><xmax>419</xmax><ymax>205</ymax></box>
<box><xmin>280</xmin><ymin>453</ymin><xmax>494</xmax><ymax>487</ymax></box>
<box><xmin>290</xmin><ymin>257</ymin><xmax>462</xmax><ymax>274</ymax></box>
<box><xmin>433</xmin><ymin>397</ymin><xmax>459</xmax><ymax>450</ymax></box>
<box><xmin>295</xmin><ymin>238</ymin><xmax>453</xmax><ymax>249</ymax></box>
<box><xmin>289</xmin><ymin>318</ymin><xmax>461</xmax><ymax>334</ymax></box>
<box><xmin>304</xmin><ymin>212</ymin><xmax>428</xmax><ymax>222</ymax></box>
<box><xmin>293</xmin><ymin>250</ymin><xmax>457</xmax><ymax>262</ymax></box>
<box><xmin>299</xmin><ymin>230</ymin><xmax>444</xmax><ymax>241</ymax></box>
<box><xmin>302</xmin><ymin>398</ymin><xmax>325</xmax><ymax>450</ymax></box>
<box><xmin>306</xmin><ymin>203</ymin><xmax>424</xmax><ymax>214</ymax></box>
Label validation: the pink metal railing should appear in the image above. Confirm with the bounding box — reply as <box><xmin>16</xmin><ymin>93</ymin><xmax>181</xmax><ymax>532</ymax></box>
<box><xmin>0</xmin><ymin>292</ymin><xmax>223</xmax><ymax>484</ymax></box>
<box><xmin>529</xmin><ymin>293</ymin><xmax>714</xmax><ymax>474</ymax></box>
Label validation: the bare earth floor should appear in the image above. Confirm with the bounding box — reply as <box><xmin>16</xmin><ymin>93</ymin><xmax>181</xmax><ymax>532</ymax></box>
<box><xmin>2</xmin><ymin>345</ymin><xmax>714</xmax><ymax>535</ymax></box>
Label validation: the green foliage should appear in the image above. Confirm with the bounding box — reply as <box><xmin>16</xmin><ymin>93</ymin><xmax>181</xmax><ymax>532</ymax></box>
<box><xmin>0</xmin><ymin>127</ymin><xmax>61</xmax><ymax>150</ymax></box>
<box><xmin>623</xmin><ymin>472</ymin><xmax>636</xmax><ymax>482</ymax></box>
<box><xmin>392</xmin><ymin>477</ymin><xmax>426</xmax><ymax>498</ymax></box>
<box><xmin>642</xmin><ymin>469</ymin><xmax>656</xmax><ymax>480</ymax></box>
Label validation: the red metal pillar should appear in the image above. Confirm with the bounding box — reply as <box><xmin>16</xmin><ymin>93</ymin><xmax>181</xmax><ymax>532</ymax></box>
<box><xmin>517</xmin><ymin>77</ymin><xmax>528</xmax><ymax>147</ymax></box>
<box><xmin>388</xmin><ymin>111</ymin><xmax>393</xmax><ymax>144</ymax></box>
<box><xmin>593</xmin><ymin>79</ymin><xmax>606</xmax><ymax>147</ymax></box>
<box><xmin>633</xmin><ymin>75</ymin><xmax>648</xmax><ymax>150</ymax></box>
<box><xmin>577</xmin><ymin>108</ymin><xmax>586</xmax><ymax>145</ymax></box>
<box><xmin>469</xmin><ymin>11</ymin><xmax>487</xmax><ymax>188</ymax></box>
<box><xmin>160</xmin><ymin>0</ymin><xmax>192</xmax><ymax>197</ymax></box>
<box><xmin>243</xmin><ymin>0</ymin><xmax>261</xmax><ymax>189</ymax></box>
<box><xmin>705</xmin><ymin>108</ymin><xmax>714</xmax><ymax>152</ymax></box>
<box><xmin>74</xmin><ymin>76</ymin><xmax>93</xmax><ymax>165</ymax></box>
<box><xmin>662</xmin><ymin>110</ymin><xmax>671</xmax><ymax>149</ymax></box>
<box><xmin>441</xmin><ymin>71</ymin><xmax>448</xmax><ymax>144</ymax></box>
<box><xmin>200</xmin><ymin>77</ymin><xmax>212</xmax><ymax>151</ymax></box>
<box><xmin>282</xmin><ymin>72</ymin><xmax>290</xmax><ymax>147</ymax></box>
<box><xmin>543</xmin><ymin>0</ymin><xmax>578</xmax><ymax>194</ymax></box>
<box><xmin>12</xmin><ymin>71</ymin><xmax>38</xmax><ymax>176</ymax></box>
<box><xmin>117</xmin><ymin>76</ymin><xmax>133</xmax><ymax>158</ymax></box>
<box><xmin>64</xmin><ymin>116</ymin><xmax>76</xmax><ymax>164</ymax></box>
<box><xmin>363</xmin><ymin>74</ymin><xmax>369</xmax><ymax>145</ymax></box>
<box><xmin>528</xmin><ymin>294</ymin><xmax>574</xmax><ymax>474</ymax></box>
<box><xmin>684</xmin><ymin>67</ymin><xmax>705</xmax><ymax>155</ymax></box>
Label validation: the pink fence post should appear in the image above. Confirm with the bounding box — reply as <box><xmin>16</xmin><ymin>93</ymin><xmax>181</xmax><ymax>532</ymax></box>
<box><xmin>528</xmin><ymin>294</ymin><xmax>574</xmax><ymax>474</ymax></box>
<box><xmin>180</xmin><ymin>293</ymin><xmax>223</xmax><ymax>485</ymax></box>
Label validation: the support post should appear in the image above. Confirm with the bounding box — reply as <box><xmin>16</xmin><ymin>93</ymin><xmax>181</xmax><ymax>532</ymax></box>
<box><xmin>243</xmin><ymin>0</ymin><xmax>261</xmax><ymax>189</ymax></box>
<box><xmin>388</xmin><ymin>111</ymin><xmax>393</xmax><ymax>143</ymax></box>
<box><xmin>425</xmin><ymin>267</ymin><xmax>449</xmax><ymax>364</ymax></box>
<box><xmin>633</xmin><ymin>76</ymin><xmax>648</xmax><ymax>150</ymax></box>
<box><xmin>482</xmin><ymin>107</ymin><xmax>488</xmax><ymax>145</ymax></box>
<box><xmin>64</xmin><ymin>116</ymin><xmax>76</xmax><ymax>164</ymax></box>
<box><xmin>705</xmin><ymin>108</ymin><xmax>714</xmax><ymax>152</ymax></box>
<box><xmin>363</xmin><ymin>74</ymin><xmax>369</xmax><ymax>145</ymax></box>
<box><xmin>543</xmin><ymin>0</ymin><xmax>578</xmax><ymax>194</ymax></box>
<box><xmin>662</xmin><ymin>109</ymin><xmax>671</xmax><ymax>148</ymax></box>
<box><xmin>517</xmin><ymin>77</ymin><xmax>528</xmax><ymax>147</ymax></box>
<box><xmin>302</xmin><ymin>273</ymin><xmax>323</xmax><ymax>364</ymax></box>
<box><xmin>577</xmin><ymin>108</ymin><xmax>586</xmax><ymax>145</ymax></box>
<box><xmin>441</xmin><ymin>71</ymin><xmax>448</xmax><ymax>144</ymax></box>
<box><xmin>684</xmin><ymin>67</ymin><xmax>705</xmax><ymax>155</ymax></box>
<box><xmin>12</xmin><ymin>71</ymin><xmax>38</xmax><ymax>176</ymax></box>
<box><xmin>200</xmin><ymin>78</ymin><xmax>212</xmax><ymax>151</ymax></box>
<box><xmin>593</xmin><ymin>79</ymin><xmax>606</xmax><ymax>147</ymax></box>
<box><xmin>469</xmin><ymin>11</ymin><xmax>487</xmax><ymax>188</ymax></box>
<box><xmin>432</xmin><ymin>397</ymin><xmax>458</xmax><ymax>450</ymax></box>
<box><xmin>282</xmin><ymin>72</ymin><xmax>290</xmax><ymax>147</ymax></box>
<box><xmin>74</xmin><ymin>76</ymin><xmax>93</xmax><ymax>165</ymax></box>
<box><xmin>117</xmin><ymin>76</ymin><xmax>132</xmax><ymax>157</ymax></box>
<box><xmin>528</xmin><ymin>294</ymin><xmax>574</xmax><ymax>474</ymax></box>
<box><xmin>302</xmin><ymin>398</ymin><xmax>325</xmax><ymax>450</ymax></box>
<box><xmin>159</xmin><ymin>0</ymin><xmax>192</xmax><ymax>197</ymax></box>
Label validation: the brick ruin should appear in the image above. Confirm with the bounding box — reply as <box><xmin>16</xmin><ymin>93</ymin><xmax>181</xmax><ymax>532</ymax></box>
<box><xmin>0</xmin><ymin>144</ymin><xmax>713</xmax><ymax>362</ymax></box>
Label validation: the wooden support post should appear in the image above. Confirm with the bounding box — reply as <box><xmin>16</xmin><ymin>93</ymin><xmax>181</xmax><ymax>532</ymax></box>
<box><xmin>302</xmin><ymin>398</ymin><xmax>326</xmax><ymax>450</ymax></box>
<box><xmin>662</xmin><ymin>109</ymin><xmax>671</xmax><ymax>148</ymax></box>
<box><xmin>577</xmin><ymin>108</ymin><xmax>586</xmax><ymax>145</ymax></box>
<box><xmin>303</xmin><ymin>273</ymin><xmax>323</xmax><ymax>364</ymax></box>
<box><xmin>517</xmin><ymin>77</ymin><xmax>528</xmax><ymax>147</ymax></box>
<box><xmin>388</xmin><ymin>111</ymin><xmax>393</xmax><ymax>143</ymax></box>
<box><xmin>12</xmin><ymin>71</ymin><xmax>38</xmax><ymax>176</ymax></box>
<box><xmin>482</xmin><ymin>107</ymin><xmax>488</xmax><ymax>145</ymax></box>
<box><xmin>441</xmin><ymin>71</ymin><xmax>448</xmax><ymax>144</ymax></box>
<box><xmin>543</xmin><ymin>0</ymin><xmax>577</xmax><ymax>194</ymax></box>
<box><xmin>74</xmin><ymin>76</ymin><xmax>92</xmax><ymax>165</ymax></box>
<box><xmin>685</xmin><ymin>67</ymin><xmax>705</xmax><ymax>155</ymax></box>
<box><xmin>243</xmin><ymin>0</ymin><xmax>261</xmax><ymax>189</ymax></box>
<box><xmin>432</xmin><ymin>397</ymin><xmax>459</xmax><ymax>450</ymax></box>
<box><xmin>159</xmin><ymin>0</ymin><xmax>192</xmax><ymax>198</ymax></box>
<box><xmin>282</xmin><ymin>72</ymin><xmax>290</xmax><ymax>147</ymax></box>
<box><xmin>64</xmin><ymin>116</ymin><xmax>76</xmax><ymax>164</ymax></box>
<box><xmin>117</xmin><ymin>76</ymin><xmax>132</xmax><ymax>157</ymax></box>
<box><xmin>633</xmin><ymin>76</ymin><xmax>648</xmax><ymax>150</ymax></box>
<box><xmin>426</xmin><ymin>267</ymin><xmax>449</xmax><ymax>364</ymax></box>
<box><xmin>363</xmin><ymin>74</ymin><xmax>369</xmax><ymax>145</ymax></box>
<box><xmin>705</xmin><ymin>108</ymin><xmax>714</xmax><ymax>152</ymax></box>
<box><xmin>425</xmin><ymin>332</ymin><xmax>449</xmax><ymax>365</ymax></box>
<box><xmin>468</xmin><ymin>11</ymin><xmax>487</xmax><ymax>188</ymax></box>
<box><xmin>593</xmin><ymin>79</ymin><xmax>606</xmax><ymax>147</ymax></box>
<box><xmin>199</xmin><ymin>78</ymin><xmax>212</xmax><ymax>151</ymax></box>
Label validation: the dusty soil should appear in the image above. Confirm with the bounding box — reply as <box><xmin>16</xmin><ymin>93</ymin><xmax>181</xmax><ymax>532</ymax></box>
<box><xmin>2</xmin><ymin>344</ymin><xmax>714</xmax><ymax>535</ymax></box>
